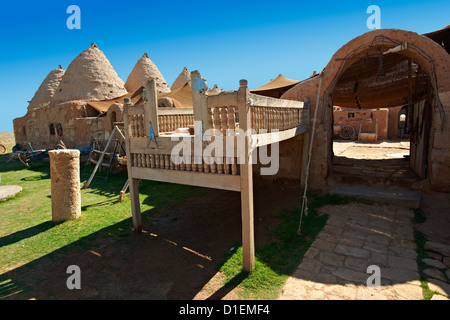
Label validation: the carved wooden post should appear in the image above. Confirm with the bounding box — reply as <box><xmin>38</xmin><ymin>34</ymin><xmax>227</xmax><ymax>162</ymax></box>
<box><xmin>145</xmin><ymin>79</ymin><xmax>159</xmax><ymax>138</ymax></box>
<box><xmin>238</xmin><ymin>79</ymin><xmax>255</xmax><ymax>272</ymax></box>
<box><xmin>190</xmin><ymin>70</ymin><xmax>210</xmax><ymax>132</ymax></box>
<box><xmin>123</xmin><ymin>97</ymin><xmax>142</xmax><ymax>233</ymax></box>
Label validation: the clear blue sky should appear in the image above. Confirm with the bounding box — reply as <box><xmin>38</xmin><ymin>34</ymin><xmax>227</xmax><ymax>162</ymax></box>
<box><xmin>0</xmin><ymin>0</ymin><xmax>448</xmax><ymax>132</ymax></box>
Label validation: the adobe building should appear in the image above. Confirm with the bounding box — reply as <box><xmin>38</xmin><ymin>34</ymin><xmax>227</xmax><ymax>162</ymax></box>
<box><xmin>12</xmin><ymin>45</ymin><xmax>201</xmax><ymax>150</ymax></box>
<box><xmin>282</xmin><ymin>26</ymin><xmax>450</xmax><ymax>193</ymax></box>
<box><xmin>12</xmin><ymin>27</ymin><xmax>450</xmax><ymax>194</ymax></box>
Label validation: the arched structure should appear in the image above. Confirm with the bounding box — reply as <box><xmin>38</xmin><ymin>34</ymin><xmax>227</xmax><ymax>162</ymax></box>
<box><xmin>282</xmin><ymin>28</ymin><xmax>450</xmax><ymax>192</ymax></box>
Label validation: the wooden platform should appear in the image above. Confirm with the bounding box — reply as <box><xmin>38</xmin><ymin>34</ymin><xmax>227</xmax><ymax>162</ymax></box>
<box><xmin>123</xmin><ymin>73</ymin><xmax>309</xmax><ymax>271</ymax></box>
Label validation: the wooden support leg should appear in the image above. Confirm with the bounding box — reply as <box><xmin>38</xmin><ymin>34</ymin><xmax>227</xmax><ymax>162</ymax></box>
<box><xmin>129</xmin><ymin>178</ymin><xmax>142</xmax><ymax>233</ymax></box>
<box><xmin>238</xmin><ymin>79</ymin><xmax>255</xmax><ymax>272</ymax></box>
<box><xmin>240</xmin><ymin>161</ymin><xmax>255</xmax><ymax>272</ymax></box>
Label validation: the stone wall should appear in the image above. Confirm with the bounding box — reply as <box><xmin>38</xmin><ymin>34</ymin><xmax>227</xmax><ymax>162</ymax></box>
<box><xmin>13</xmin><ymin>101</ymin><xmax>109</xmax><ymax>150</ymax></box>
<box><xmin>253</xmin><ymin>134</ymin><xmax>305</xmax><ymax>184</ymax></box>
<box><xmin>334</xmin><ymin>109</ymin><xmax>389</xmax><ymax>140</ymax></box>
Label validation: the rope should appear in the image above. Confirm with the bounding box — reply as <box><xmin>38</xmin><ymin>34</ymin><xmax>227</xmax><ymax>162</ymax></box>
<box><xmin>297</xmin><ymin>71</ymin><xmax>323</xmax><ymax>235</ymax></box>
<box><xmin>147</xmin><ymin>122</ymin><xmax>158</xmax><ymax>147</ymax></box>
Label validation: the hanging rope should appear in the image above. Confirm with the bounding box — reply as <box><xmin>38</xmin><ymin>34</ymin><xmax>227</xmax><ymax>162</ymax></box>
<box><xmin>297</xmin><ymin>71</ymin><xmax>324</xmax><ymax>235</ymax></box>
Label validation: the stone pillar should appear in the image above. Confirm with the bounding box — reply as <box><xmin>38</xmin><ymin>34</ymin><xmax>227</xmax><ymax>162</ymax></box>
<box><xmin>48</xmin><ymin>149</ymin><xmax>81</xmax><ymax>222</ymax></box>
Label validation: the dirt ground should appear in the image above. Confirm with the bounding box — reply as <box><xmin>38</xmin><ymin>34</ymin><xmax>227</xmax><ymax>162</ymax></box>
<box><xmin>333</xmin><ymin>140</ymin><xmax>410</xmax><ymax>159</ymax></box>
<box><xmin>2</xmin><ymin>139</ymin><xmax>449</xmax><ymax>300</ymax></box>
<box><xmin>2</xmin><ymin>180</ymin><xmax>302</xmax><ymax>300</ymax></box>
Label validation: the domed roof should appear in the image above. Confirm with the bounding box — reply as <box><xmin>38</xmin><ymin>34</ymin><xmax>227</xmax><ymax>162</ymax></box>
<box><xmin>171</xmin><ymin>66</ymin><xmax>191</xmax><ymax>91</ymax></box>
<box><xmin>28</xmin><ymin>65</ymin><xmax>65</xmax><ymax>111</ymax></box>
<box><xmin>52</xmin><ymin>43</ymin><xmax>128</xmax><ymax>103</ymax></box>
<box><xmin>207</xmin><ymin>84</ymin><xmax>221</xmax><ymax>95</ymax></box>
<box><xmin>125</xmin><ymin>53</ymin><xmax>170</xmax><ymax>93</ymax></box>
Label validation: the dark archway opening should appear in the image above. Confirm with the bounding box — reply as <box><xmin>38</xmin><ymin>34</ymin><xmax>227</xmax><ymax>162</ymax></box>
<box><xmin>329</xmin><ymin>45</ymin><xmax>434</xmax><ymax>187</ymax></box>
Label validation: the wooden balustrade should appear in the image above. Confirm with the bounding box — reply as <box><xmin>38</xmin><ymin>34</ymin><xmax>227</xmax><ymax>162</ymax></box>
<box><xmin>131</xmin><ymin>153</ymin><xmax>239</xmax><ymax>175</ymax></box>
<box><xmin>251</xmin><ymin>106</ymin><xmax>307</xmax><ymax>133</ymax></box>
<box><xmin>124</xmin><ymin>74</ymin><xmax>309</xmax><ymax>273</ymax></box>
<box><xmin>128</xmin><ymin>114</ymin><xmax>146</xmax><ymax>137</ymax></box>
<box><xmin>158</xmin><ymin>114</ymin><xmax>194</xmax><ymax>133</ymax></box>
<box><xmin>208</xmin><ymin>106</ymin><xmax>238</xmax><ymax>135</ymax></box>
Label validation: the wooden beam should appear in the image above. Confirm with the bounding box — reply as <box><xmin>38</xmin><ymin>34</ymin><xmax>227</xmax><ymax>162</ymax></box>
<box><xmin>123</xmin><ymin>98</ymin><xmax>142</xmax><ymax>232</ymax></box>
<box><xmin>238</xmin><ymin>79</ymin><xmax>255</xmax><ymax>272</ymax></box>
<box><xmin>190</xmin><ymin>70</ymin><xmax>210</xmax><ymax>131</ymax></box>
<box><xmin>131</xmin><ymin>167</ymin><xmax>241</xmax><ymax>192</ymax></box>
<box><xmin>206</xmin><ymin>91</ymin><xmax>238</xmax><ymax>108</ymax></box>
<box><xmin>253</xmin><ymin>124</ymin><xmax>309</xmax><ymax>147</ymax></box>
<box><xmin>158</xmin><ymin>108</ymin><xmax>194</xmax><ymax>115</ymax></box>
<box><xmin>249</xmin><ymin>93</ymin><xmax>305</xmax><ymax>109</ymax></box>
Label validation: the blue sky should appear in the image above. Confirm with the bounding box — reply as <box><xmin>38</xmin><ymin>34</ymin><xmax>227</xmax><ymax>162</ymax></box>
<box><xmin>0</xmin><ymin>0</ymin><xmax>448</xmax><ymax>132</ymax></box>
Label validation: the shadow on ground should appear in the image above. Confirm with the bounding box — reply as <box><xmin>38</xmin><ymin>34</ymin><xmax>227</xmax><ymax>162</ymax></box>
<box><xmin>0</xmin><ymin>179</ymin><xmax>301</xmax><ymax>300</ymax></box>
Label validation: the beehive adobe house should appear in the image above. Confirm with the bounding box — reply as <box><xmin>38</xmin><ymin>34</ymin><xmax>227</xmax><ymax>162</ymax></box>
<box><xmin>12</xmin><ymin>27</ymin><xmax>449</xmax><ymax>194</ymax></box>
<box><xmin>281</xmin><ymin>26</ymin><xmax>450</xmax><ymax>193</ymax></box>
<box><xmin>13</xmin><ymin>44</ymin><xmax>180</xmax><ymax>149</ymax></box>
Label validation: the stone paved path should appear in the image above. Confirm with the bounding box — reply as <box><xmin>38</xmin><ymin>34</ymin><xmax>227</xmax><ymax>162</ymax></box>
<box><xmin>279</xmin><ymin>202</ymin><xmax>425</xmax><ymax>300</ymax></box>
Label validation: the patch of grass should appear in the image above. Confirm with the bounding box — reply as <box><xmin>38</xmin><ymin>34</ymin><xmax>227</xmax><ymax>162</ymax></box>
<box><xmin>217</xmin><ymin>192</ymin><xmax>369</xmax><ymax>299</ymax></box>
<box><xmin>413</xmin><ymin>208</ymin><xmax>426</xmax><ymax>224</ymax></box>
<box><xmin>413</xmin><ymin>229</ymin><xmax>434</xmax><ymax>299</ymax></box>
<box><xmin>0</xmin><ymin>157</ymin><xmax>201</xmax><ymax>275</ymax></box>
<box><xmin>216</xmin><ymin>192</ymin><xmax>379</xmax><ymax>299</ymax></box>
<box><xmin>412</xmin><ymin>212</ymin><xmax>450</xmax><ymax>300</ymax></box>
<box><xmin>411</xmin><ymin>209</ymin><xmax>447</xmax><ymax>300</ymax></box>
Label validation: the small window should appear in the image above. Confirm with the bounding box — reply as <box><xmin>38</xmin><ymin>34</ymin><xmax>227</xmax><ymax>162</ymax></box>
<box><xmin>348</xmin><ymin>112</ymin><xmax>355</xmax><ymax>118</ymax></box>
<box><xmin>49</xmin><ymin>124</ymin><xmax>56</xmax><ymax>135</ymax></box>
<box><xmin>55</xmin><ymin>123</ymin><xmax>63</xmax><ymax>137</ymax></box>
<box><xmin>110</xmin><ymin>111</ymin><xmax>117</xmax><ymax>125</ymax></box>
<box><xmin>22</xmin><ymin>126</ymin><xmax>26</xmax><ymax>137</ymax></box>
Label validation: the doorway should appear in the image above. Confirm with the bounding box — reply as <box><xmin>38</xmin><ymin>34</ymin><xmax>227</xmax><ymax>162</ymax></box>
<box><xmin>329</xmin><ymin>50</ymin><xmax>433</xmax><ymax>187</ymax></box>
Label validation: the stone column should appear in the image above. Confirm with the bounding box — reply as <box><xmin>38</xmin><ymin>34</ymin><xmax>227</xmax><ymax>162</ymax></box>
<box><xmin>48</xmin><ymin>149</ymin><xmax>81</xmax><ymax>222</ymax></box>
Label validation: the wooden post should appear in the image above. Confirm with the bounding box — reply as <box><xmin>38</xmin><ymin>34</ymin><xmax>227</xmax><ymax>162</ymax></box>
<box><xmin>190</xmin><ymin>70</ymin><xmax>210</xmax><ymax>132</ymax></box>
<box><xmin>145</xmin><ymin>79</ymin><xmax>159</xmax><ymax>138</ymax></box>
<box><xmin>123</xmin><ymin>98</ymin><xmax>142</xmax><ymax>233</ymax></box>
<box><xmin>238</xmin><ymin>79</ymin><xmax>255</xmax><ymax>272</ymax></box>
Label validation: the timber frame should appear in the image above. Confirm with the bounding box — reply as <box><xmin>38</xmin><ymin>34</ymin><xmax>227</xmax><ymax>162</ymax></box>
<box><xmin>123</xmin><ymin>71</ymin><xmax>308</xmax><ymax>271</ymax></box>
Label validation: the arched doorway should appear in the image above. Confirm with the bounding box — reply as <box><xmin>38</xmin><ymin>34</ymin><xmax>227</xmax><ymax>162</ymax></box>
<box><xmin>282</xmin><ymin>28</ymin><xmax>450</xmax><ymax>192</ymax></box>
<box><xmin>329</xmin><ymin>41</ymin><xmax>434</xmax><ymax>184</ymax></box>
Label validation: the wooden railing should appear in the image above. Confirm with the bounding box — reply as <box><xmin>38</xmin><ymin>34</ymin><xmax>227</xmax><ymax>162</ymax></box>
<box><xmin>125</xmin><ymin>77</ymin><xmax>308</xmax><ymax>177</ymax></box>
<box><xmin>123</xmin><ymin>72</ymin><xmax>309</xmax><ymax>272</ymax></box>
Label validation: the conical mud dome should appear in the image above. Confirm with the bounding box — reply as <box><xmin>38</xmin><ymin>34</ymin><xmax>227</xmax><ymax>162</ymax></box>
<box><xmin>171</xmin><ymin>66</ymin><xmax>191</xmax><ymax>91</ymax></box>
<box><xmin>52</xmin><ymin>43</ymin><xmax>128</xmax><ymax>103</ymax></box>
<box><xmin>28</xmin><ymin>65</ymin><xmax>65</xmax><ymax>111</ymax></box>
<box><xmin>125</xmin><ymin>53</ymin><xmax>170</xmax><ymax>93</ymax></box>
<box><xmin>207</xmin><ymin>84</ymin><xmax>221</xmax><ymax>95</ymax></box>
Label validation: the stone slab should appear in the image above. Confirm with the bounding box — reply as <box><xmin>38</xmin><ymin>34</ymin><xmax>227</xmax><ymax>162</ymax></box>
<box><xmin>330</xmin><ymin>185</ymin><xmax>421</xmax><ymax>209</ymax></box>
<box><xmin>0</xmin><ymin>185</ymin><xmax>22</xmax><ymax>201</ymax></box>
<box><xmin>422</xmin><ymin>258</ymin><xmax>447</xmax><ymax>269</ymax></box>
<box><xmin>425</xmin><ymin>242</ymin><xmax>450</xmax><ymax>256</ymax></box>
